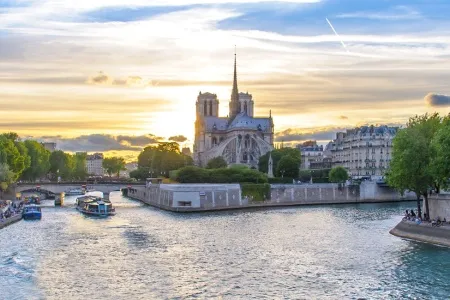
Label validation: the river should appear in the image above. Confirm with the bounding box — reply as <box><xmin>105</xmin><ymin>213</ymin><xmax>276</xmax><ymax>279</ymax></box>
<box><xmin>1</xmin><ymin>192</ymin><xmax>449</xmax><ymax>299</ymax></box>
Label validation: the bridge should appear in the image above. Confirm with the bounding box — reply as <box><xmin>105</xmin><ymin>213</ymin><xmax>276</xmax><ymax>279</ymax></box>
<box><xmin>15</xmin><ymin>182</ymin><xmax>145</xmax><ymax>198</ymax></box>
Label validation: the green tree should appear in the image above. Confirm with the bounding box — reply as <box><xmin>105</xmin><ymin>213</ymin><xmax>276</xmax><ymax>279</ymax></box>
<box><xmin>0</xmin><ymin>163</ymin><xmax>15</xmax><ymax>199</ymax></box>
<box><xmin>258</xmin><ymin>148</ymin><xmax>301</xmax><ymax>175</ymax></box>
<box><xmin>386</xmin><ymin>113</ymin><xmax>441</xmax><ymax>219</ymax></box>
<box><xmin>329</xmin><ymin>166</ymin><xmax>348</xmax><ymax>184</ymax></box>
<box><xmin>72</xmin><ymin>152</ymin><xmax>88</xmax><ymax>180</ymax></box>
<box><xmin>431</xmin><ymin>114</ymin><xmax>450</xmax><ymax>190</ymax></box>
<box><xmin>137</xmin><ymin>142</ymin><xmax>192</xmax><ymax>177</ymax></box>
<box><xmin>206</xmin><ymin>157</ymin><xmax>228</xmax><ymax>169</ymax></box>
<box><xmin>276</xmin><ymin>155</ymin><xmax>300</xmax><ymax>178</ymax></box>
<box><xmin>49</xmin><ymin>150</ymin><xmax>74</xmax><ymax>180</ymax></box>
<box><xmin>0</xmin><ymin>134</ymin><xmax>29</xmax><ymax>180</ymax></box>
<box><xmin>21</xmin><ymin>140</ymin><xmax>51</xmax><ymax>182</ymax></box>
<box><xmin>103</xmin><ymin>157</ymin><xmax>126</xmax><ymax>177</ymax></box>
<box><xmin>129</xmin><ymin>168</ymin><xmax>150</xmax><ymax>181</ymax></box>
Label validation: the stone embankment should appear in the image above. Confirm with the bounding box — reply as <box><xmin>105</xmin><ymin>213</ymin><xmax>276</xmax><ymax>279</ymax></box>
<box><xmin>126</xmin><ymin>181</ymin><xmax>415</xmax><ymax>213</ymax></box>
<box><xmin>0</xmin><ymin>214</ymin><xmax>22</xmax><ymax>230</ymax></box>
<box><xmin>390</xmin><ymin>220</ymin><xmax>450</xmax><ymax>247</ymax></box>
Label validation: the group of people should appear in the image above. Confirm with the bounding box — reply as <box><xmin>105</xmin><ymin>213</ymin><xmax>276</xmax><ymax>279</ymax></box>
<box><xmin>0</xmin><ymin>201</ymin><xmax>23</xmax><ymax>222</ymax></box>
<box><xmin>404</xmin><ymin>209</ymin><xmax>422</xmax><ymax>224</ymax></box>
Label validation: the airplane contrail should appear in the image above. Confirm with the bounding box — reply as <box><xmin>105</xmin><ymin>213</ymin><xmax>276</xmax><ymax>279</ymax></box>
<box><xmin>326</xmin><ymin>17</ymin><xmax>350</xmax><ymax>53</ymax></box>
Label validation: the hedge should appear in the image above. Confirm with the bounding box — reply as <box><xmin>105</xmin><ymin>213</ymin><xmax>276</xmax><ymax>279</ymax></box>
<box><xmin>241</xmin><ymin>183</ymin><xmax>271</xmax><ymax>201</ymax></box>
<box><xmin>268</xmin><ymin>177</ymin><xmax>294</xmax><ymax>184</ymax></box>
<box><xmin>175</xmin><ymin>166</ymin><xmax>268</xmax><ymax>184</ymax></box>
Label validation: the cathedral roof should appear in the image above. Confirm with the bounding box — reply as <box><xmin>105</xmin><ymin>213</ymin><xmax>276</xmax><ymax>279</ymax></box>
<box><xmin>202</xmin><ymin>113</ymin><xmax>271</xmax><ymax>132</ymax></box>
<box><xmin>204</xmin><ymin>117</ymin><xmax>229</xmax><ymax>131</ymax></box>
<box><xmin>228</xmin><ymin>112</ymin><xmax>271</xmax><ymax>131</ymax></box>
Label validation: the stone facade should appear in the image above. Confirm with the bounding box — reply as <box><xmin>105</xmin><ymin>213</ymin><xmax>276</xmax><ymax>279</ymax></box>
<box><xmin>427</xmin><ymin>193</ymin><xmax>450</xmax><ymax>220</ymax></box>
<box><xmin>193</xmin><ymin>54</ymin><xmax>274</xmax><ymax>168</ymax></box>
<box><xmin>86</xmin><ymin>153</ymin><xmax>104</xmax><ymax>176</ymax></box>
<box><xmin>328</xmin><ymin>125</ymin><xmax>398</xmax><ymax>179</ymax></box>
<box><xmin>296</xmin><ymin>141</ymin><xmax>324</xmax><ymax>170</ymax></box>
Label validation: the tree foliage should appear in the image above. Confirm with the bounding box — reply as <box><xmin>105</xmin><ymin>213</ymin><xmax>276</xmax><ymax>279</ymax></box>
<box><xmin>102</xmin><ymin>156</ymin><xmax>126</xmax><ymax>177</ymax></box>
<box><xmin>136</xmin><ymin>142</ymin><xmax>193</xmax><ymax>177</ymax></box>
<box><xmin>258</xmin><ymin>148</ymin><xmax>301</xmax><ymax>177</ymax></box>
<box><xmin>0</xmin><ymin>134</ymin><xmax>30</xmax><ymax>180</ymax></box>
<box><xmin>206</xmin><ymin>156</ymin><xmax>228</xmax><ymax>169</ymax></box>
<box><xmin>72</xmin><ymin>152</ymin><xmax>88</xmax><ymax>180</ymax></box>
<box><xmin>329</xmin><ymin>166</ymin><xmax>348</xmax><ymax>183</ymax></box>
<box><xmin>386</xmin><ymin>113</ymin><xmax>441</xmax><ymax>219</ymax></box>
<box><xmin>431</xmin><ymin>114</ymin><xmax>450</xmax><ymax>189</ymax></box>
<box><xmin>20</xmin><ymin>140</ymin><xmax>51</xmax><ymax>181</ymax></box>
<box><xmin>49</xmin><ymin>150</ymin><xmax>74</xmax><ymax>180</ymax></box>
<box><xmin>276</xmin><ymin>155</ymin><xmax>300</xmax><ymax>178</ymax></box>
<box><xmin>0</xmin><ymin>163</ymin><xmax>15</xmax><ymax>195</ymax></box>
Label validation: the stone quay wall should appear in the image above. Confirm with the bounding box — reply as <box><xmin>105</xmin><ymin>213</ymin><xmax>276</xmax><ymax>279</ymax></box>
<box><xmin>126</xmin><ymin>181</ymin><xmax>413</xmax><ymax>212</ymax></box>
<box><xmin>390</xmin><ymin>220</ymin><xmax>450</xmax><ymax>248</ymax></box>
<box><xmin>427</xmin><ymin>193</ymin><xmax>450</xmax><ymax>220</ymax></box>
<box><xmin>0</xmin><ymin>214</ymin><xmax>22</xmax><ymax>230</ymax></box>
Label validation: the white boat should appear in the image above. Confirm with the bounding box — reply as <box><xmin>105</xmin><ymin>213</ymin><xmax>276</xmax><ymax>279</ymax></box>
<box><xmin>65</xmin><ymin>188</ymin><xmax>85</xmax><ymax>196</ymax></box>
<box><xmin>75</xmin><ymin>196</ymin><xmax>116</xmax><ymax>217</ymax></box>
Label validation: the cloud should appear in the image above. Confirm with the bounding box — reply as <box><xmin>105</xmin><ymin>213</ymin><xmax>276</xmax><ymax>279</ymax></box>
<box><xmin>339</xmin><ymin>115</ymin><xmax>348</xmax><ymax>120</ymax></box>
<box><xmin>168</xmin><ymin>135</ymin><xmax>188</xmax><ymax>142</ymax></box>
<box><xmin>424</xmin><ymin>93</ymin><xmax>450</xmax><ymax>107</ymax></box>
<box><xmin>275</xmin><ymin>127</ymin><xmax>343</xmax><ymax>143</ymax></box>
<box><xmin>116</xmin><ymin>134</ymin><xmax>162</xmax><ymax>146</ymax></box>
<box><xmin>87</xmin><ymin>71</ymin><xmax>113</xmax><ymax>85</ymax></box>
<box><xmin>38</xmin><ymin>134</ymin><xmax>163</xmax><ymax>152</ymax></box>
<box><xmin>336</xmin><ymin>6</ymin><xmax>422</xmax><ymax>21</ymax></box>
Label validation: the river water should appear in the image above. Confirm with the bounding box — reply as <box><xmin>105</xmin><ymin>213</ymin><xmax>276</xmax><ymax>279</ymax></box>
<box><xmin>1</xmin><ymin>192</ymin><xmax>449</xmax><ymax>300</ymax></box>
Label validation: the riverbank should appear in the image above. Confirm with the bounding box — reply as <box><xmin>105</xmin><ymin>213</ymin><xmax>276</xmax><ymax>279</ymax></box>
<box><xmin>0</xmin><ymin>214</ymin><xmax>22</xmax><ymax>229</ymax></box>
<box><xmin>390</xmin><ymin>220</ymin><xmax>450</xmax><ymax>247</ymax></box>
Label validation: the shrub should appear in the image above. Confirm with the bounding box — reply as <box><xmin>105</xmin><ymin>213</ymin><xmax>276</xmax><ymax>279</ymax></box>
<box><xmin>268</xmin><ymin>177</ymin><xmax>294</xmax><ymax>184</ymax></box>
<box><xmin>175</xmin><ymin>165</ymin><xmax>268</xmax><ymax>183</ymax></box>
<box><xmin>241</xmin><ymin>183</ymin><xmax>271</xmax><ymax>201</ymax></box>
<box><xmin>176</xmin><ymin>166</ymin><xmax>209</xmax><ymax>183</ymax></box>
<box><xmin>206</xmin><ymin>157</ymin><xmax>228</xmax><ymax>169</ymax></box>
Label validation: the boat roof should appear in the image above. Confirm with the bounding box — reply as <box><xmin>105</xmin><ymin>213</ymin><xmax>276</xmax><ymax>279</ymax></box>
<box><xmin>24</xmin><ymin>204</ymin><xmax>40</xmax><ymax>208</ymax></box>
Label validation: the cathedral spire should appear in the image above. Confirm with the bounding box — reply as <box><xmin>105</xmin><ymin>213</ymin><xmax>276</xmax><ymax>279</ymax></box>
<box><xmin>229</xmin><ymin>46</ymin><xmax>240</xmax><ymax>120</ymax></box>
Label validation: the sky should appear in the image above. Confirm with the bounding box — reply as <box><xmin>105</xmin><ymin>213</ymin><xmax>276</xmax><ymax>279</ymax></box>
<box><xmin>1</xmin><ymin>0</ymin><xmax>450</xmax><ymax>159</ymax></box>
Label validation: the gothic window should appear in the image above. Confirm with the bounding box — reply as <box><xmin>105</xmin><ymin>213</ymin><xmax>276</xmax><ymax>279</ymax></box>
<box><xmin>203</xmin><ymin>101</ymin><xmax>207</xmax><ymax>115</ymax></box>
<box><xmin>243</xmin><ymin>152</ymin><xmax>248</xmax><ymax>161</ymax></box>
<box><xmin>212</xmin><ymin>137</ymin><xmax>217</xmax><ymax>146</ymax></box>
<box><xmin>244</xmin><ymin>101</ymin><xmax>248</xmax><ymax>114</ymax></box>
<box><xmin>209</xmin><ymin>100</ymin><xmax>213</xmax><ymax>116</ymax></box>
<box><xmin>220</xmin><ymin>137</ymin><xmax>224</xmax><ymax>143</ymax></box>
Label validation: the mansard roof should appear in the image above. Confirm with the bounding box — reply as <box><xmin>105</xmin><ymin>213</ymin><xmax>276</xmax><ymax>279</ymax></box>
<box><xmin>346</xmin><ymin>125</ymin><xmax>398</xmax><ymax>136</ymax></box>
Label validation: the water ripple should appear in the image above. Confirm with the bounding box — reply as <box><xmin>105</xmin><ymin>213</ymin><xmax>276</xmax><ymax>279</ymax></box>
<box><xmin>1</xmin><ymin>195</ymin><xmax>449</xmax><ymax>299</ymax></box>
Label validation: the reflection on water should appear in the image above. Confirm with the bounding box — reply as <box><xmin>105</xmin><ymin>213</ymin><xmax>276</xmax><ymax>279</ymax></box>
<box><xmin>1</xmin><ymin>193</ymin><xmax>449</xmax><ymax>299</ymax></box>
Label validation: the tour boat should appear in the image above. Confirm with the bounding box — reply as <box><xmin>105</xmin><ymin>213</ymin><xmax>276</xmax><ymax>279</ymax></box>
<box><xmin>75</xmin><ymin>196</ymin><xmax>116</xmax><ymax>217</ymax></box>
<box><xmin>22</xmin><ymin>204</ymin><xmax>42</xmax><ymax>220</ymax></box>
<box><xmin>65</xmin><ymin>188</ymin><xmax>85</xmax><ymax>196</ymax></box>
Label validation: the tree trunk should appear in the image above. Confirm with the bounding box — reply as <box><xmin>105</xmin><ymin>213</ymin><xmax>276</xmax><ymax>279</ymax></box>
<box><xmin>424</xmin><ymin>193</ymin><xmax>430</xmax><ymax>221</ymax></box>
<box><xmin>416</xmin><ymin>193</ymin><xmax>422</xmax><ymax>219</ymax></box>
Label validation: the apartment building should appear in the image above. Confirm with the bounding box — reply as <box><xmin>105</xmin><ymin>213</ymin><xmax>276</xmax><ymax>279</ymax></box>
<box><xmin>329</xmin><ymin>125</ymin><xmax>398</xmax><ymax>179</ymax></box>
<box><xmin>86</xmin><ymin>153</ymin><xmax>104</xmax><ymax>176</ymax></box>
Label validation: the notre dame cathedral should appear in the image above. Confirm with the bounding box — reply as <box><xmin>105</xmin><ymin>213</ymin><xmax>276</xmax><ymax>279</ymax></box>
<box><xmin>193</xmin><ymin>53</ymin><xmax>274</xmax><ymax>168</ymax></box>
